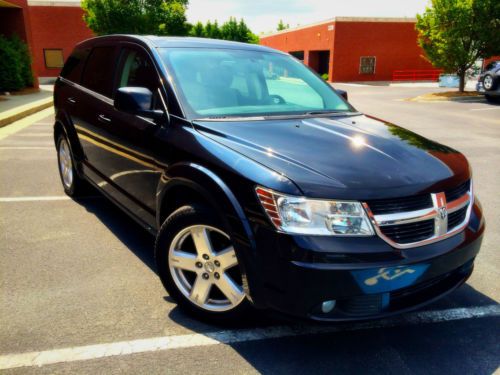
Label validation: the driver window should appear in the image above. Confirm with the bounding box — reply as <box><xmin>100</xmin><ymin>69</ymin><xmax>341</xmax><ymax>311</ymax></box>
<box><xmin>117</xmin><ymin>48</ymin><xmax>161</xmax><ymax>109</ymax></box>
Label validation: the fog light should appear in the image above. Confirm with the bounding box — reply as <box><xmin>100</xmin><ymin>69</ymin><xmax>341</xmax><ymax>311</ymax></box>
<box><xmin>321</xmin><ymin>300</ymin><xmax>336</xmax><ymax>313</ymax></box>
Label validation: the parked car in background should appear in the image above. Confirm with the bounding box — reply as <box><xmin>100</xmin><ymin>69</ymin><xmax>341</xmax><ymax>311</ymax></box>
<box><xmin>476</xmin><ymin>60</ymin><xmax>500</xmax><ymax>103</ymax></box>
<box><xmin>53</xmin><ymin>36</ymin><xmax>484</xmax><ymax>323</ymax></box>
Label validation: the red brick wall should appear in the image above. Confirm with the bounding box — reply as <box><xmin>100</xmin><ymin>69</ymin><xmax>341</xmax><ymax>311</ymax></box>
<box><xmin>332</xmin><ymin>21</ymin><xmax>434</xmax><ymax>82</ymax></box>
<box><xmin>260</xmin><ymin>22</ymin><xmax>335</xmax><ymax>80</ymax></box>
<box><xmin>484</xmin><ymin>56</ymin><xmax>500</xmax><ymax>68</ymax></box>
<box><xmin>0</xmin><ymin>0</ymin><xmax>39</xmax><ymax>87</ymax></box>
<box><xmin>28</xmin><ymin>6</ymin><xmax>93</xmax><ymax>77</ymax></box>
<box><xmin>260</xmin><ymin>20</ymin><xmax>435</xmax><ymax>82</ymax></box>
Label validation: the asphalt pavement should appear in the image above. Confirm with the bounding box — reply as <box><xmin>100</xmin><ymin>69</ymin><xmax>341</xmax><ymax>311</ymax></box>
<box><xmin>1</xmin><ymin>86</ymin><xmax>499</xmax><ymax>374</ymax></box>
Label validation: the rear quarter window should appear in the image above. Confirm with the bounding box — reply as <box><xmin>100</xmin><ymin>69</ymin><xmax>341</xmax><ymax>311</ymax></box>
<box><xmin>60</xmin><ymin>48</ymin><xmax>89</xmax><ymax>83</ymax></box>
<box><xmin>81</xmin><ymin>46</ymin><xmax>116</xmax><ymax>97</ymax></box>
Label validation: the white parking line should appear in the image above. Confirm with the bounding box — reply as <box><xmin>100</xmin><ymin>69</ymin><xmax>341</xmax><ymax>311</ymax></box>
<box><xmin>0</xmin><ymin>196</ymin><xmax>70</xmax><ymax>202</ymax></box>
<box><xmin>16</xmin><ymin>133</ymin><xmax>53</xmax><ymax>137</ymax></box>
<box><xmin>0</xmin><ymin>147</ymin><xmax>53</xmax><ymax>150</ymax></box>
<box><xmin>0</xmin><ymin>305</ymin><xmax>498</xmax><ymax>370</ymax></box>
<box><xmin>470</xmin><ymin>107</ymin><xmax>500</xmax><ymax>111</ymax></box>
<box><xmin>0</xmin><ymin>108</ymin><xmax>54</xmax><ymax>141</ymax></box>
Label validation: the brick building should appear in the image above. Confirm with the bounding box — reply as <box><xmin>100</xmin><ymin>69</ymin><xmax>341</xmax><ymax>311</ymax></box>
<box><xmin>0</xmin><ymin>0</ymin><xmax>92</xmax><ymax>85</ymax></box>
<box><xmin>260</xmin><ymin>17</ymin><xmax>439</xmax><ymax>82</ymax></box>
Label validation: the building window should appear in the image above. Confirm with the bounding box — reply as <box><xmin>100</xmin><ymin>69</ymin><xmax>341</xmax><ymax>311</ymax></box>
<box><xmin>359</xmin><ymin>56</ymin><xmax>376</xmax><ymax>74</ymax></box>
<box><xmin>44</xmin><ymin>49</ymin><xmax>64</xmax><ymax>69</ymax></box>
<box><xmin>289</xmin><ymin>51</ymin><xmax>304</xmax><ymax>61</ymax></box>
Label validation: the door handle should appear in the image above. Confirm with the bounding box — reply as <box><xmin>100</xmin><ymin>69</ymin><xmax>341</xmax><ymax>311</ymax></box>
<box><xmin>98</xmin><ymin>114</ymin><xmax>111</xmax><ymax>123</ymax></box>
<box><xmin>67</xmin><ymin>97</ymin><xmax>76</xmax><ymax>104</ymax></box>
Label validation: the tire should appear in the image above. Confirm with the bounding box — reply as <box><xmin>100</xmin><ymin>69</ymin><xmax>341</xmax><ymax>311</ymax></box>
<box><xmin>56</xmin><ymin>133</ymin><xmax>88</xmax><ymax>197</ymax></box>
<box><xmin>155</xmin><ymin>205</ymin><xmax>251</xmax><ymax>324</ymax></box>
<box><xmin>483</xmin><ymin>74</ymin><xmax>498</xmax><ymax>91</ymax></box>
<box><xmin>485</xmin><ymin>94</ymin><xmax>500</xmax><ymax>104</ymax></box>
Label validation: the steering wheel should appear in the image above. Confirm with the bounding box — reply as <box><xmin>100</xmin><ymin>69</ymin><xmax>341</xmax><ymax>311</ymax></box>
<box><xmin>266</xmin><ymin>94</ymin><xmax>286</xmax><ymax>105</ymax></box>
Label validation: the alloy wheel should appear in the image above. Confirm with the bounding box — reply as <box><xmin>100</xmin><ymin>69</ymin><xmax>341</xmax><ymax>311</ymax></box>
<box><xmin>58</xmin><ymin>138</ymin><xmax>73</xmax><ymax>189</ymax></box>
<box><xmin>484</xmin><ymin>75</ymin><xmax>493</xmax><ymax>90</ymax></box>
<box><xmin>168</xmin><ymin>225</ymin><xmax>245</xmax><ymax>312</ymax></box>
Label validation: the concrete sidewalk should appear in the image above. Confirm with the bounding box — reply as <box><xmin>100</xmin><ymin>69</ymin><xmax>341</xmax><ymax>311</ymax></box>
<box><xmin>0</xmin><ymin>85</ymin><xmax>54</xmax><ymax>128</ymax></box>
<box><xmin>334</xmin><ymin>80</ymin><xmax>478</xmax><ymax>90</ymax></box>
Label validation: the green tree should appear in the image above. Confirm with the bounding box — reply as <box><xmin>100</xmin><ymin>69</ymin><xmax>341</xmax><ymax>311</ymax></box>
<box><xmin>189</xmin><ymin>21</ymin><xmax>204</xmax><ymax>37</ymax></box>
<box><xmin>277</xmin><ymin>19</ymin><xmax>289</xmax><ymax>31</ymax></box>
<box><xmin>416</xmin><ymin>0</ymin><xmax>500</xmax><ymax>92</ymax></box>
<box><xmin>81</xmin><ymin>0</ymin><xmax>190</xmax><ymax>36</ymax></box>
<box><xmin>189</xmin><ymin>17</ymin><xmax>259</xmax><ymax>43</ymax></box>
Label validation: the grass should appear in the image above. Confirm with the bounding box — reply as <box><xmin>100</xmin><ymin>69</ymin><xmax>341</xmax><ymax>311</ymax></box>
<box><xmin>408</xmin><ymin>91</ymin><xmax>482</xmax><ymax>101</ymax></box>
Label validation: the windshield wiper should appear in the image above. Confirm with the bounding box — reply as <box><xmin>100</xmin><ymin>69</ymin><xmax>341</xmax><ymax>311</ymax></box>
<box><xmin>304</xmin><ymin>110</ymin><xmax>349</xmax><ymax>115</ymax></box>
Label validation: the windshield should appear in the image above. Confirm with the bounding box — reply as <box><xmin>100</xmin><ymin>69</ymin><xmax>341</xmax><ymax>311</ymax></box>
<box><xmin>159</xmin><ymin>48</ymin><xmax>354</xmax><ymax>119</ymax></box>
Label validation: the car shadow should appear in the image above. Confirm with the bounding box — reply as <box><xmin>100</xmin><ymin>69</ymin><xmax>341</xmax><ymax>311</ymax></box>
<box><xmin>74</xmin><ymin>194</ymin><xmax>499</xmax><ymax>374</ymax></box>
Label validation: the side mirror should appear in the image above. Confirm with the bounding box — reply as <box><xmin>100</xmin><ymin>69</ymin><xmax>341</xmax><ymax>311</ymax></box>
<box><xmin>115</xmin><ymin>87</ymin><xmax>164</xmax><ymax>120</ymax></box>
<box><xmin>336</xmin><ymin>89</ymin><xmax>348</xmax><ymax>101</ymax></box>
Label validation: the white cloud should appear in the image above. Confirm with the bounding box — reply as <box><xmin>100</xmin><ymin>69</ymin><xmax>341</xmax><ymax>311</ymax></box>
<box><xmin>186</xmin><ymin>0</ymin><xmax>430</xmax><ymax>34</ymax></box>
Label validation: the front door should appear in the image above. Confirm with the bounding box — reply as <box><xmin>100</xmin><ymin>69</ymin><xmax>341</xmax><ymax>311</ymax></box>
<box><xmin>95</xmin><ymin>44</ymin><xmax>166</xmax><ymax>227</ymax></box>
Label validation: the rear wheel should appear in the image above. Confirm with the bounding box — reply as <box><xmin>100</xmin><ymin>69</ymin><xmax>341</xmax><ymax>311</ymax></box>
<box><xmin>155</xmin><ymin>205</ymin><xmax>250</xmax><ymax>323</ymax></box>
<box><xmin>56</xmin><ymin>134</ymin><xmax>88</xmax><ymax>197</ymax></box>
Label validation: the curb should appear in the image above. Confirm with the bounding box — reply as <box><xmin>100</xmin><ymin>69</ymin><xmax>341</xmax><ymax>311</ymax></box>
<box><xmin>0</xmin><ymin>98</ymin><xmax>53</xmax><ymax>128</ymax></box>
<box><xmin>408</xmin><ymin>95</ymin><xmax>483</xmax><ymax>103</ymax></box>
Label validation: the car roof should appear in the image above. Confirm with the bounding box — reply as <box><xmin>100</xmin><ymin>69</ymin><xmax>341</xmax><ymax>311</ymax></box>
<box><xmin>76</xmin><ymin>35</ymin><xmax>284</xmax><ymax>54</ymax></box>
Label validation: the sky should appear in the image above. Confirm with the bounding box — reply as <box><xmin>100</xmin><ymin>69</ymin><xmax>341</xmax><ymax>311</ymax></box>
<box><xmin>186</xmin><ymin>0</ymin><xmax>430</xmax><ymax>34</ymax></box>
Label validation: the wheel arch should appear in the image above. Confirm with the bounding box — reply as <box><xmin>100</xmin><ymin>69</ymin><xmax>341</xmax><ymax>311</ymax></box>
<box><xmin>156</xmin><ymin>162</ymin><xmax>265</xmax><ymax>306</ymax></box>
<box><xmin>156</xmin><ymin>163</ymin><xmax>255</xmax><ymax>246</ymax></box>
<box><xmin>53</xmin><ymin>111</ymin><xmax>85</xmax><ymax>174</ymax></box>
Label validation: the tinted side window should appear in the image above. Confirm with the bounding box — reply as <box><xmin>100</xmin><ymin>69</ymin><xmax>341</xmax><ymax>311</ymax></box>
<box><xmin>81</xmin><ymin>46</ymin><xmax>115</xmax><ymax>97</ymax></box>
<box><xmin>118</xmin><ymin>49</ymin><xmax>159</xmax><ymax>93</ymax></box>
<box><xmin>60</xmin><ymin>48</ymin><xmax>89</xmax><ymax>83</ymax></box>
<box><xmin>117</xmin><ymin>48</ymin><xmax>160</xmax><ymax>109</ymax></box>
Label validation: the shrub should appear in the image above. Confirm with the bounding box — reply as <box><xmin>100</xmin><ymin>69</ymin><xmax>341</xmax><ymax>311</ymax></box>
<box><xmin>10</xmin><ymin>35</ymin><xmax>33</xmax><ymax>88</ymax></box>
<box><xmin>0</xmin><ymin>34</ymin><xmax>33</xmax><ymax>92</ymax></box>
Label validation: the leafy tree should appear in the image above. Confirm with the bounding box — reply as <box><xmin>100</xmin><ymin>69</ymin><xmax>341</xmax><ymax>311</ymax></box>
<box><xmin>416</xmin><ymin>0</ymin><xmax>500</xmax><ymax>91</ymax></box>
<box><xmin>221</xmin><ymin>17</ymin><xmax>239</xmax><ymax>41</ymax></box>
<box><xmin>189</xmin><ymin>21</ymin><xmax>204</xmax><ymax>37</ymax></box>
<box><xmin>277</xmin><ymin>19</ymin><xmax>289</xmax><ymax>31</ymax></box>
<box><xmin>189</xmin><ymin>17</ymin><xmax>259</xmax><ymax>43</ymax></box>
<box><xmin>81</xmin><ymin>0</ymin><xmax>190</xmax><ymax>36</ymax></box>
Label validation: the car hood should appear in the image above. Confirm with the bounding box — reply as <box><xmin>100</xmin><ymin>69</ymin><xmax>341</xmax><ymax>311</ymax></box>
<box><xmin>193</xmin><ymin>114</ymin><xmax>470</xmax><ymax>199</ymax></box>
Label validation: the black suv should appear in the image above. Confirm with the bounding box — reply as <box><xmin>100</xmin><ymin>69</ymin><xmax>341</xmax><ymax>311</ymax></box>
<box><xmin>54</xmin><ymin>36</ymin><xmax>484</xmax><ymax>322</ymax></box>
<box><xmin>477</xmin><ymin>60</ymin><xmax>500</xmax><ymax>103</ymax></box>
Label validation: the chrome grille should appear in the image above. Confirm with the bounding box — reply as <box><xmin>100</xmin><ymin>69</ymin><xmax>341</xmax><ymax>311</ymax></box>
<box><xmin>380</xmin><ymin>219</ymin><xmax>435</xmax><ymax>244</ymax></box>
<box><xmin>363</xmin><ymin>180</ymin><xmax>473</xmax><ymax>249</ymax></box>
<box><xmin>366</xmin><ymin>194</ymin><xmax>432</xmax><ymax>215</ymax></box>
<box><xmin>446</xmin><ymin>180</ymin><xmax>470</xmax><ymax>202</ymax></box>
<box><xmin>447</xmin><ymin>205</ymin><xmax>468</xmax><ymax>230</ymax></box>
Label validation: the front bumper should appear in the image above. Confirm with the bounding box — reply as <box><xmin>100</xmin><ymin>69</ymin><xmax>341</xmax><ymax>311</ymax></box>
<box><xmin>247</xmin><ymin>201</ymin><xmax>484</xmax><ymax>321</ymax></box>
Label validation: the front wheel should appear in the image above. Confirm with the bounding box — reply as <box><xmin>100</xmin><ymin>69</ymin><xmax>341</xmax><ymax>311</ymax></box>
<box><xmin>155</xmin><ymin>205</ymin><xmax>251</xmax><ymax>323</ymax></box>
<box><xmin>483</xmin><ymin>74</ymin><xmax>497</xmax><ymax>91</ymax></box>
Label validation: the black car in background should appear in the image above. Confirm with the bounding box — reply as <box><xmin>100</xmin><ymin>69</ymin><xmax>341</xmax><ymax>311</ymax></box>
<box><xmin>477</xmin><ymin>60</ymin><xmax>500</xmax><ymax>103</ymax></box>
<box><xmin>53</xmin><ymin>35</ymin><xmax>484</xmax><ymax>323</ymax></box>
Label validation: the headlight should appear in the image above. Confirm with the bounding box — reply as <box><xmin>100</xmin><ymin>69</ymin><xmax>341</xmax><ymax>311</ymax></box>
<box><xmin>255</xmin><ymin>187</ymin><xmax>374</xmax><ymax>236</ymax></box>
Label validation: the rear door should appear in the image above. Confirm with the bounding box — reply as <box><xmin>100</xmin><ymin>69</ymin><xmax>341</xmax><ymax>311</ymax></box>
<box><xmin>74</xmin><ymin>44</ymin><xmax>119</xmax><ymax>184</ymax></box>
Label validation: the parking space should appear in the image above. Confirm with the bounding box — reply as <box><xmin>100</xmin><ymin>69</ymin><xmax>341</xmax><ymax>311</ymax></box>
<box><xmin>1</xmin><ymin>87</ymin><xmax>499</xmax><ymax>373</ymax></box>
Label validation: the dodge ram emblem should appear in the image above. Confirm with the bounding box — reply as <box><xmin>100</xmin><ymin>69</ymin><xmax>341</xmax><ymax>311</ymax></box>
<box><xmin>438</xmin><ymin>207</ymin><xmax>448</xmax><ymax>220</ymax></box>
